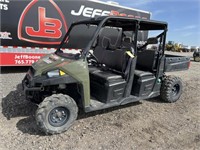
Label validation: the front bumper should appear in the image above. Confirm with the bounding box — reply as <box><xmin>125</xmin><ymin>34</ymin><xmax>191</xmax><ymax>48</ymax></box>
<box><xmin>22</xmin><ymin>76</ymin><xmax>41</xmax><ymax>91</ymax></box>
<box><xmin>22</xmin><ymin>68</ymin><xmax>42</xmax><ymax>100</ymax></box>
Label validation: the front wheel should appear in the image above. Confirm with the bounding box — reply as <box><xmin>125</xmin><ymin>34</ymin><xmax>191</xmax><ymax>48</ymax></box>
<box><xmin>160</xmin><ymin>76</ymin><xmax>183</xmax><ymax>103</ymax></box>
<box><xmin>36</xmin><ymin>94</ymin><xmax>78</xmax><ymax>135</ymax></box>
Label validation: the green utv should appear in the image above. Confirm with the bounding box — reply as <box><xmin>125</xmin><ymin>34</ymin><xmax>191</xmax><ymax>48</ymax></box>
<box><xmin>22</xmin><ymin>17</ymin><xmax>190</xmax><ymax>134</ymax></box>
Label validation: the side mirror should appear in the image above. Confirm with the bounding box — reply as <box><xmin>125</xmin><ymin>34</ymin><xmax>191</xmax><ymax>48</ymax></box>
<box><xmin>147</xmin><ymin>37</ymin><xmax>158</xmax><ymax>44</ymax></box>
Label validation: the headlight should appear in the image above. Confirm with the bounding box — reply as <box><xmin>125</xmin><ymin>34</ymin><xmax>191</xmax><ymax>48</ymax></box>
<box><xmin>47</xmin><ymin>70</ymin><xmax>66</xmax><ymax>78</ymax></box>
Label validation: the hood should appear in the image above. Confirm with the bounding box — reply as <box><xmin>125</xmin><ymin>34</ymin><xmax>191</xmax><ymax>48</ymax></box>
<box><xmin>32</xmin><ymin>53</ymin><xmax>75</xmax><ymax>76</ymax></box>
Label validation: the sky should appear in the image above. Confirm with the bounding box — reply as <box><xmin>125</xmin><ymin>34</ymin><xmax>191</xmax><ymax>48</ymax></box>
<box><xmin>102</xmin><ymin>0</ymin><xmax>200</xmax><ymax>46</ymax></box>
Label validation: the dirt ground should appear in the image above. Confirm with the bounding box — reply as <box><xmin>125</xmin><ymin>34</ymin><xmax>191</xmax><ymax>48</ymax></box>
<box><xmin>0</xmin><ymin>52</ymin><xmax>200</xmax><ymax>150</ymax></box>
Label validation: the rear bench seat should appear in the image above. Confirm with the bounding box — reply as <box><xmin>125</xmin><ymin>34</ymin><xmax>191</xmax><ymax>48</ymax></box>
<box><xmin>131</xmin><ymin>50</ymin><xmax>158</xmax><ymax>97</ymax></box>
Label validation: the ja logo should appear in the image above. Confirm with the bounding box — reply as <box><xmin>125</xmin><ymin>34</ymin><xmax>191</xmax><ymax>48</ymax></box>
<box><xmin>18</xmin><ymin>0</ymin><xmax>68</xmax><ymax>45</ymax></box>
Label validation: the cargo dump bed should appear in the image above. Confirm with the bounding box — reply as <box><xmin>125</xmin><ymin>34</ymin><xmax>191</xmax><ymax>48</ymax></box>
<box><xmin>164</xmin><ymin>54</ymin><xmax>190</xmax><ymax>72</ymax></box>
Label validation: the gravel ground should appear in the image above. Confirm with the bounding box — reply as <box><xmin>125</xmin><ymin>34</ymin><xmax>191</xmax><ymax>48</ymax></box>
<box><xmin>0</xmin><ymin>52</ymin><xmax>200</xmax><ymax>150</ymax></box>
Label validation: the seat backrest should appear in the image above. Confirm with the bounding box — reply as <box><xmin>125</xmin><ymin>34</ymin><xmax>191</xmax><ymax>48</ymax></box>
<box><xmin>93</xmin><ymin>31</ymin><xmax>129</xmax><ymax>73</ymax></box>
<box><xmin>93</xmin><ymin>46</ymin><xmax>128</xmax><ymax>73</ymax></box>
<box><xmin>98</xmin><ymin>27</ymin><xmax>122</xmax><ymax>50</ymax></box>
<box><xmin>136</xmin><ymin>50</ymin><xmax>158</xmax><ymax>71</ymax></box>
<box><xmin>101</xmin><ymin>49</ymin><xmax>128</xmax><ymax>72</ymax></box>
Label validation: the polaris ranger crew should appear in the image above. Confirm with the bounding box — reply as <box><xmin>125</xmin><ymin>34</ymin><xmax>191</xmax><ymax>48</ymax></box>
<box><xmin>22</xmin><ymin>16</ymin><xmax>190</xmax><ymax>134</ymax></box>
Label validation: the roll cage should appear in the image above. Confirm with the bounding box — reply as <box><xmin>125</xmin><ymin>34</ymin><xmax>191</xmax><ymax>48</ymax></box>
<box><xmin>56</xmin><ymin>16</ymin><xmax>168</xmax><ymax>59</ymax></box>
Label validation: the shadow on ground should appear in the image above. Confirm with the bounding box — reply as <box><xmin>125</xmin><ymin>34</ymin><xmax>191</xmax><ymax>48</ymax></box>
<box><xmin>144</xmin><ymin>97</ymin><xmax>167</xmax><ymax>103</ymax></box>
<box><xmin>1</xmin><ymin>83</ymin><xmax>43</xmax><ymax>135</ymax></box>
<box><xmin>1</xmin><ymin>84</ymin><xmax>36</xmax><ymax>119</ymax></box>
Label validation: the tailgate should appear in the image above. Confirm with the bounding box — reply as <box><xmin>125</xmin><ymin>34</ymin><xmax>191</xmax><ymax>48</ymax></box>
<box><xmin>164</xmin><ymin>54</ymin><xmax>190</xmax><ymax>72</ymax></box>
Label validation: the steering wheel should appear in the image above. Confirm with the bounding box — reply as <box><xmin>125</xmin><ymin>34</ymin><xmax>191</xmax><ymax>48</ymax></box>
<box><xmin>87</xmin><ymin>51</ymin><xmax>98</xmax><ymax>65</ymax></box>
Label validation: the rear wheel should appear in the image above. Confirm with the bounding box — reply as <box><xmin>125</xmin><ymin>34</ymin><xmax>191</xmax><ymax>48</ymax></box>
<box><xmin>36</xmin><ymin>94</ymin><xmax>78</xmax><ymax>135</ymax></box>
<box><xmin>160</xmin><ymin>76</ymin><xmax>183</xmax><ymax>103</ymax></box>
<box><xmin>194</xmin><ymin>56</ymin><xmax>200</xmax><ymax>62</ymax></box>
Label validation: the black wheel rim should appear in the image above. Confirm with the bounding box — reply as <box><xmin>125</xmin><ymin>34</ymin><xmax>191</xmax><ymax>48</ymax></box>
<box><xmin>172</xmin><ymin>84</ymin><xmax>180</xmax><ymax>97</ymax></box>
<box><xmin>48</xmin><ymin>107</ymin><xmax>70</xmax><ymax>127</ymax></box>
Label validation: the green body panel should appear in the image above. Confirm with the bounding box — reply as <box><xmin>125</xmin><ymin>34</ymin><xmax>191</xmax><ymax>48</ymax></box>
<box><xmin>60</xmin><ymin>60</ymin><xmax>90</xmax><ymax>107</ymax></box>
<box><xmin>32</xmin><ymin>54</ymin><xmax>91</xmax><ymax>108</ymax></box>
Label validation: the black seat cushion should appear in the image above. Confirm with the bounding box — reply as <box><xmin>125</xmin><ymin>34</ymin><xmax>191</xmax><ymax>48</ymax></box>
<box><xmin>90</xmin><ymin>70</ymin><xmax>123</xmax><ymax>83</ymax></box>
<box><xmin>134</xmin><ymin>70</ymin><xmax>154</xmax><ymax>77</ymax></box>
<box><xmin>88</xmin><ymin>66</ymin><xmax>101</xmax><ymax>74</ymax></box>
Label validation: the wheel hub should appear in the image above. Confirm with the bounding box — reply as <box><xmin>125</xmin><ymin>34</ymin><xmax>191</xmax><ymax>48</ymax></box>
<box><xmin>48</xmin><ymin>107</ymin><xmax>69</xmax><ymax>127</ymax></box>
<box><xmin>172</xmin><ymin>84</ymin><xmax>180</xmax><ymax>96</ymax></box>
